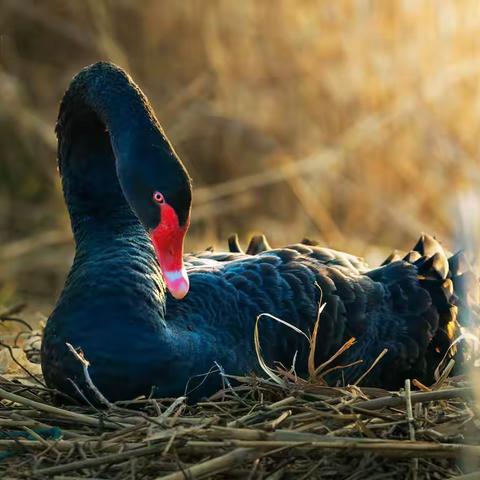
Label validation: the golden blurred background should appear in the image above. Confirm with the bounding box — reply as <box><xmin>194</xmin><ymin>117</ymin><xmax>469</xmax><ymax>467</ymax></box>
<box><xmin>1</xmin><ymin>0</ymin><xmax>480</xmax><ymax>314</ymax></box>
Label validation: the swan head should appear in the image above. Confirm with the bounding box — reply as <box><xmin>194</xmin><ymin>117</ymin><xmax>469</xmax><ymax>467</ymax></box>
<box><xmin>149</xmin><ymin>193</ymin><xmax>191</xmax><ymax>300</ymax></box>
<box><xmin>117</xmin><ymin>137</ymin><xmax>192</xmax><ymax>300</ymax></box>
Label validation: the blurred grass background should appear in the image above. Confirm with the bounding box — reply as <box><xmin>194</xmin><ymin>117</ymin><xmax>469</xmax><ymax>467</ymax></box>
<box><xmin>1</xmin><ymin>0</ymin><xmax>480</xmax><ymax>314</ymax></box>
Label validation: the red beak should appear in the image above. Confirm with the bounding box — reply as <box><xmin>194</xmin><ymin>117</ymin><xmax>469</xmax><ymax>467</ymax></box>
<box><xmin>150</xmin><ymin>204</ymin><xmax>189</xmax><ymax>300</ymax></box>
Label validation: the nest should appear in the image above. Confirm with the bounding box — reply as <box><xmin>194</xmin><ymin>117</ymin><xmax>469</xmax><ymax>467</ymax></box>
<box><xmin>1</xmin><ymin>308</ymin><xmax>479</xmax><ymax>479</ymax></box>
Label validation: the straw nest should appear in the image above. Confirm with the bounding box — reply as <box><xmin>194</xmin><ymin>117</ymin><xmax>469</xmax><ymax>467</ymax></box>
<box><xmin>1</xmin><ymin>306</ymin><xmax>479</xmax><ymax>479</ymax></box>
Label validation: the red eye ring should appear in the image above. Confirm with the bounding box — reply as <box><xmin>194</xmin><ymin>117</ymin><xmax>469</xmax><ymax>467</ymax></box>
<box><xmin>153</xmin><ymin>191</ymin><xmax>165</xmax><ymax>204</ymax></box>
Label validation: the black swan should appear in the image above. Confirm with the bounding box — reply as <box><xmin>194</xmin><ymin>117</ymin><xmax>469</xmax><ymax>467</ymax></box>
<box><xmin>41</xmin><ymin>62</ymin><xmax>477</xmax><ymax>402</ymax></box>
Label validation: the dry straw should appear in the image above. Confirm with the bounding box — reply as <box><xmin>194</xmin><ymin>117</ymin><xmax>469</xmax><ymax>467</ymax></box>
<box><xmin>0</xmin><ymin>315</ymin><xmax>478</xmax><ymax>479</ymax></box>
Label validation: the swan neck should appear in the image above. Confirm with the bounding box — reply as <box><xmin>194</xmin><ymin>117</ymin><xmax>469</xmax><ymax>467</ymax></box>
<box><xmin>56</xmin><ymin>63</ymin><xmax>159</xmax><ymax>235</ymax></box>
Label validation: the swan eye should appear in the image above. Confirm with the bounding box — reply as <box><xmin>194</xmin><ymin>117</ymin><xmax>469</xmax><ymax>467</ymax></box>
<box><xmin>153</xmin><ymin>191</ymin><xmax>165</xmax><ymax>204</ymax></box>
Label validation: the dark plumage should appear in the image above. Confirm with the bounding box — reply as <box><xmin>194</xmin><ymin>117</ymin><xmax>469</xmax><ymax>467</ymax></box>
<box><xmin>41</xmin><ymin>63</ymin><xmax>477</xmax><ymax>403</ymax></box>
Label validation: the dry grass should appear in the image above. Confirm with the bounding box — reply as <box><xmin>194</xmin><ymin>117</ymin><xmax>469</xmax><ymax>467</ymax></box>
<box><xmin>0</xmin><ymin>325</ymin><xmax>479</xmax><ymax>480</ymax></box>
<box><xmin>1</xmin><ymin>376</ymin><xmax>477</xmax><ymax>480</ymax></box>
<box><xmin>0</xmin><ymin>305</ymin><xmax>479</xmax><ymax>479</ymax></box>
<box><xmin>2</xmin><ymin>1</ymin><xmax>480</xmax><ymax>306</ymax></box>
